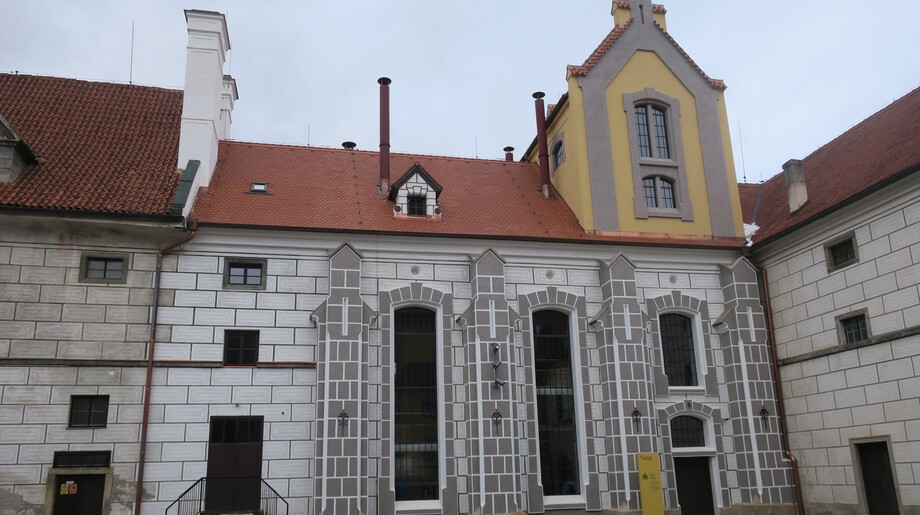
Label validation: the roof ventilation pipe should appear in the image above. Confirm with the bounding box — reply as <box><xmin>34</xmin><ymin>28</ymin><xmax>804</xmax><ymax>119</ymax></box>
<box><xmin>378</xmin><ymin>77</ymin><xmax>391</xmax><ymax>194</ymax></box>
<box><xmin>503</xmin><ymin>146</ymin><xmax>514</xmax><ymax>162</ymax></box>
<box><xmin>342</xmin><ymin>141</ymin><xmax>356</xmax><ymax>150</ymax></box>
<box><xmin>533</xmin><ymin>92</ymin><xmax>552</xmax><ymax>198</ymax></box>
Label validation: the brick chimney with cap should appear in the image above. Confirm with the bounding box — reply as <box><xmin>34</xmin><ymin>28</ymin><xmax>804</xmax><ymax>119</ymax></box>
<box><xmin>783</xmin><ymin>159</ymin><xmax>808</xmax><ymax>213</ymax></box>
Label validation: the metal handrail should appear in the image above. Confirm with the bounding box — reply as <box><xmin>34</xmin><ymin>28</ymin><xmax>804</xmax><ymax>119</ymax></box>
<box><xmin>165</xmin><ymin>477</ymin><xmax>288</xmax><ymax>515</ymax></box>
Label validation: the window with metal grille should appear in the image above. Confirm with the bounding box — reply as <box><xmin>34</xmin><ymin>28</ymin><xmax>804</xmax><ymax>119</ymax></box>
<box><xmin>533</xmin><ymin>309</ymin><xmax>580</xmax><ymax>496</ymax></box>
<box><xmin>635</xmin><ymin>104</ymin><xmax>670</xmax><ymax>159</ymax></box>
<box><xmin>670</xmin><ymin>416</ymin><xmax>705</xmax><ymax>447</ymax></box>
<box><xmin>210</xmin><ymin>416</ymin><xmax>263</xmax><ymax>443</ymax></box>
<box><xmin>642</xmin><ymin>176</ymin><xmax>676</xmax><ymax>209</ymax></box>
<box><xmin>224</xmin><ymin>330</ymin><xmax>259</xmax><ymax>366</ymax></box>
<box><xmin>553</xmin><ymin>141</ymin><xmax>566</xmax><ymax>170</ymax></box>
<box><xmin>394</xmin><ymin>307</ymin><xmax>439</xmax><ymax>501</ymax></box>
<box><xmin>826</xmin><ymin>236</ymin><xmax>858</xmax><ymax>271</ymax></box>
<box><xmin>53</xmin><ymin>451</ymin><xmax>111</xmax><ymax>468</ymax></box>
<box><xmin>81</xmin><ymin>254</ymin><xmax>127</xmax><ymax>283</ymax></box>
<box><xmin>407</xmin><ymin>196</ymin><xmax>426</xmax><ymax>216</ymax></box>
<box><xmin>660</xmin><ymin>313</ymin><xmax>698</xmax><ymax>387</ymax></box>
<box><xmin>69</xmin><ymin>395</ymin><xmax>109</xmax><ymax>428</ymax></box>
<box><xmin>841</xmin><ymin>313</ymin><xmax>869</xmax><ymax>344</ymax></box>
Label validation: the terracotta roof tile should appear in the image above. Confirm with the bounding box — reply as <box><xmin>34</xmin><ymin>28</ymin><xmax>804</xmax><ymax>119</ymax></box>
<box><xmin>0</xmin><ymin>74</ymin><xmax>183</xmax><ymax>215</ymax></box>
<box><xmin>194</xmin><ymin>141</ymin><xmax>745</xmax><ymax>248</ymax></box>
<box><xmin>740</xmin><ymin>85</ymin><xmax>920</xmax><ymax>245</ymax></box>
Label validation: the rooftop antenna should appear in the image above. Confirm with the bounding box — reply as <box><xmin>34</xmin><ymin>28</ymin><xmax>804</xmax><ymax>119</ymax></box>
<box><xmin>307</xmin><ymin>124</ymin><xmax>311</xmax><ymax>146</ymax></box>
<box><xmin>737</xmin><ymin>120</ymin><xmax>747</xmax><ymax>183</ymax></box>
<box><xmin>475</xmin><ymin>137</ymin><xmax>478</xmax><ymax>159</ymax></box>
<box><xmin>129</xmin><ymin>20</ymin><xmax>135</xmax><ymax>84</ymax></box>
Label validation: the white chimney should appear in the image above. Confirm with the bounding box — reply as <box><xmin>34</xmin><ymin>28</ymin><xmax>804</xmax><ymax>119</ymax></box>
<box><xmin>783</xmin><ymin>159</ymin><xmax>807</xmax><ymax>213</ymax></box>
<box><xmin>177</xmin><ymin>9</ymin><xmax>233</xmax><ymax>203</ymax></box>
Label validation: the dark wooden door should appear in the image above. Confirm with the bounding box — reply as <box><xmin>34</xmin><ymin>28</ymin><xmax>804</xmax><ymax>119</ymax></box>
<box><xmin>206</xmin><ymin>416</ymin><xmax>263</xmax><ymax>512</ymax></box>
<box><xmin>857</xmin><ymin>442</ymin><xmax>900</xmax><ymax>515</ymax></box>
<box><xmin>674</xmin><ymin>456</ymin><xmax>715</xmax><ymax>515</ymax></box>
<box><xmin>52</xmin><ymin>474</ymin><xmax>105</xmax><ymax>515</ymax></box>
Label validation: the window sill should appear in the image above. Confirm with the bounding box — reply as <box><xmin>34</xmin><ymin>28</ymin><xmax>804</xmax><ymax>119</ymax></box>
<box><xmin>395</xmin><ymin>500</ymin><xmax>441</xmax><ymax>514</ymax></box>
<box><xmin>646</xmin><ymin>206</ymin><xmax>683</xmax><ymax>218</ymax></box>
<box><xmin>544</xmin><ymin>494</ymin><xmax>586</xmax><ymax>509</ymax></box>
<box><xmin>668</xmin><ymin>386</ymin><xmax>706</xmax><ymax>394</ymax></box>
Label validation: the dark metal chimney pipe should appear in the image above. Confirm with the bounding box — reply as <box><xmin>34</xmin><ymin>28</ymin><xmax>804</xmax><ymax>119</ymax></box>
<box><xmin>378</xmin><ymin>77</ymin><xmax>392</xmax><ymax>194</ymax></box>
<box><xmin>342</xmin><ymin>141</ymin><xmax>356</xmax><ymax>150</ymax></box>
<box><xmin>503</xmin><ymin>146</ymin><xmax>514</xmax><ymax>162</ymax></box>
<box><xmin>533</xmin><ymin>92</ymin><xmax>551</xmax><ymax>198</ymax></box>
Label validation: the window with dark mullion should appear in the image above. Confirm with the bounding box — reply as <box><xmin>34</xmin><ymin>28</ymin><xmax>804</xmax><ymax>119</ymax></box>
<box><xmin>394</xmin><ymin>307</ymin><xmax>439</xmax><ymax>501</ymax></box>
<box><xmin>651</xmin><ymin>107</ymin><xmax>670</xmax><ymax>158</ymax></box>
<box><xmin>69</xmin><ymin>395</ymin><xmax>109</xmax><ymax>428</ymax></box>
<box><xmin>533</xmin><ymin>309</ymin><xmax>580</xmax><ymax>496</ymax></box>
<box><xmin>660</xmin><ymin>313</ymin><xmax>698</xmax><ymax>387</ymax></box>
<box><xmin>407</xmin><ymin>196</ymin><xmax>426</xmax><ymax>216</ymax></box>
<box><xmin>224</xmin><ymin>330</ymin><xmax>259</xmax><ymax>365</ymax></box>
<box><xmin>228</xmin><ymin>263</ymin><xmax>263</xmax><ymax>285</ymax></box>
<box><xmin>635</xmin><ymin>105</ymin><xmax>652</xmax><ymax>157</ymax></box>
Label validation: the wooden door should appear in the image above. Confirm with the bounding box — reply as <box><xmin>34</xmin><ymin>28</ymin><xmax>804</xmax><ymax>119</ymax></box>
<box><xmin>674</xmin><ymin>456</ymin><xmax>715</xmax><ymax>515</ymax></box>
<box><xmin>206</xmin><ymin>416</ymin><xmax>264</xmax><ymax>512</ymax></box>
<box><xmin>52</xmin><ymin>474</ymin><xmax>105</xmax><ymax>515</ymax></box>
<box><xmin>857</xmin><ymin>442</ymin><xmax>900</xmax><ymax>515</ymax></box>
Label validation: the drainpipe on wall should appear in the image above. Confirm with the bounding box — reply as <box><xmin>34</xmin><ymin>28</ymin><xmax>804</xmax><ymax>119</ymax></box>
<box><xmin>134</xmin><ymin>224</ymin><xmax>197</xmax><ymax>514</ymax></box>
<box><xmin>755</xmin><ymin>262</ymin><xmax>805</xmax><ymax>515</ymax></box>
<box><xmin>532</xmin><ymin>92</ymin><xmax>552</xmax><ymax>198</ymax></box>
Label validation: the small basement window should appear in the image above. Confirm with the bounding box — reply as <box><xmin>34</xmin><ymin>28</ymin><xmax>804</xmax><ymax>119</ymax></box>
<box><xmin>407</xmin><ymin>196</ymin><xmax>426</xmax><ymax>216</ymax></box>
<box><xmin>80</xmin><ymin>254</ymin><xmax>128</xmax><ymax>284</ymax></box>
<box><xmin>250</xmin><ymin>182</ymin><xmax>268</xmax><ymax>193</ymax></box>
<box><xmin>223</xmin><ymin>258</ymin><xmax>267</xmax><ymax>289</ymax></box>
<box><xmin>826</xmin><ymin>234</ymin><xmax>858</xmax><ymax>271</ymax></box>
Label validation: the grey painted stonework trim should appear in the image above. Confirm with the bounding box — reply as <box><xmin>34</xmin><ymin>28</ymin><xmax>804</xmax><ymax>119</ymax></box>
<box><xmin>0</xmin><ymin>358</ymin><xmax>316</xmax><ymax>368</ymax></box>
<box><xmin>777</xmin><ymin>323</ymin><xmax>920</xmax><ymax>366</ymax></box>
<box><xmin>576</xmin><ymin>19</ymin><xmax>736</xmax><ymax>235</ymax></box>
<box><xmin>623</xmin><ymin>88</ymin><xmax>693</xmax><ymax>221</ymax></box>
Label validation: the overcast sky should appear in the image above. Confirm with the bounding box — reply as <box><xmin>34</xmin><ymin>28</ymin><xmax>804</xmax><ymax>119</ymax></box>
<box><xmin>3</xmin><ymin>1</ymin><xmax>919</xmax><ymax>183</ymax></box>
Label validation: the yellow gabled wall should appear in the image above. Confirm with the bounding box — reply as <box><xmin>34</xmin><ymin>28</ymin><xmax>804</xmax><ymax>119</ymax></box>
<box><xmin>607</xmin><ymin>50</ymin><xmax>713</xmax><ymax>235</ymax></box>
<box><xmin>716</xmin><ymin>90</ymin><xmax>745</xmax><ymax>237</ymax></box>
<box><xmin>543</xmin><ymin>77</ymin><xmax>595</xmax><ymax>230</ymax></box>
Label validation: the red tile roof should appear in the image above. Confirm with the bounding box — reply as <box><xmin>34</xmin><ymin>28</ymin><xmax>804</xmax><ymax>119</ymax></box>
<box><xmin>195</xmin><ymin>141</ymin><xmax>745</xmax><ymax>248</ymax></box>
<box><xmin>740</xmin><ymin>85</ymin><xmax>920</xmax><ymax>245</ymax></box>
<box><xmin>0</xmin><ymin>74</ymin><xmax>183</xmax><ymax>215</ymax></box>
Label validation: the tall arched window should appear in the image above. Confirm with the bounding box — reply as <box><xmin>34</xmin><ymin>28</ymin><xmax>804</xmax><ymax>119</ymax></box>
<box><xmin>394</xmin><ymin>307</ymin><xmax>438</xmax><ymax>501</ymax></box>
<box><xmin>660</xmin><ymin>313</ymin><xmax>698</xmax><ymax>387</ymax></box>
<box><xmin>635</xmin><ymin>104</ymin><xmax>670</xmax><ymax>159</ymax></box>
<box><xmin>533</xmin><ymin>310</ymin><xmax>580</xmax><ymax>496</ymax></box>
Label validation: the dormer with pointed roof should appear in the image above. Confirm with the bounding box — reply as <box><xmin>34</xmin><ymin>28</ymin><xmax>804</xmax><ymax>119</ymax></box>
<box><xmin>0</xmin><ymin>112</ymin><xmax>35</xmax><ymax>183</ymax></box>
<box><xmin>525</xmin><ymin>0</ymin><xmax>744</xmax><ymax>240</ymax></box>
<box><xmin>387</xmin><ymin>163</ymin><xmax>444</xmax><ymax>219</ymax></box>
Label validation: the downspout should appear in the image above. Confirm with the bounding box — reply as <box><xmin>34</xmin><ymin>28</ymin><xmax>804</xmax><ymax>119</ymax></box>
<box><xmin>134</xmin><ymin>224</ymin><xmax>197</xmax><ymax>514</ymax></box>
<box><xmin>755</xmin><ymin>261</ymin><xmax>805</xmax><ymax>515</ymax></box>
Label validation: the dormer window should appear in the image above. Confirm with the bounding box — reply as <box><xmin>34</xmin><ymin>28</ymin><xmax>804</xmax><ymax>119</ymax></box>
<box><xmin>407</xmin><ymin>195</ymin><xmax>426</xmax><ymax>216</ymax></box>
<box><xmin>388</xmin><ymin>163</ymin><xmax>443</xmax><ymax>220</ymax></box>
<box><xmin>250</xmin><ymin>182</ymin><xmax>268</xmax><ymax>193</ymax></box>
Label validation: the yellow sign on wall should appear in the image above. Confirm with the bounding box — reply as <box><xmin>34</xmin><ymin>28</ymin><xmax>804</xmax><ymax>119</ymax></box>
<box><xmin>637</xmin><ymin>453</ymin><xmax>665</xmax><ymax>515</ymax></box>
